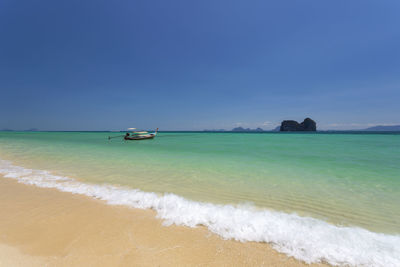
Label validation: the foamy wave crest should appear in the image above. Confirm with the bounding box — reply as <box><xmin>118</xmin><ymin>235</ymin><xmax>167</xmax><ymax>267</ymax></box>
<box><xmin>1</xmin><ymin>159</ymin><xmax>399</xmax><ymax>266</ymax></box>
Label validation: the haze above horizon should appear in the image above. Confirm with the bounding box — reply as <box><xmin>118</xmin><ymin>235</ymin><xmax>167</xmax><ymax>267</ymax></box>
<box><xmin>1</xmin><ymin>0</ymin><xmax>399</xmax><ymax>131</ymax></box>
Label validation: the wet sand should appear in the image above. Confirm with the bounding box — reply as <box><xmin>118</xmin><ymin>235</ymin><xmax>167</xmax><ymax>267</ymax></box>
<box><xmin>0</xmin><ymin>177</ymin><xmax>327</xmax><ymax>266</ymax></box>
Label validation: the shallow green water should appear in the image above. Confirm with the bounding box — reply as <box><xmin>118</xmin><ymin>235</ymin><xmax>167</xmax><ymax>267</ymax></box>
<box><xmin>0</xmin><ymin>131</ymin><xmax>399</xmax><ymax>233</ymax></box>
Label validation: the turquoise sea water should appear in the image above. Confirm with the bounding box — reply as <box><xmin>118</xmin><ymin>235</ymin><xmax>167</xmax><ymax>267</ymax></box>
<box><xmin>1</xmin><ymin>131</ymin><xmax>399</xmax><ymax>232</ymax></box>
<box><xmin>1</xmin><ymin>131</ymin><xmax>400</xmax><ymax>265</ymax></box>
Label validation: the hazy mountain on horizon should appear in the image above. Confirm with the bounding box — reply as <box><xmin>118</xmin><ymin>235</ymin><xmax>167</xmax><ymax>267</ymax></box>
<box><xmin>232</xmin><ymin>127</ymin><xmax>264</xmax><ymax>132</ymax></box>
<box><xmin>362</xmin><ymin>125</ymin><xmax>400</xmax><ymax>131</ymax></box>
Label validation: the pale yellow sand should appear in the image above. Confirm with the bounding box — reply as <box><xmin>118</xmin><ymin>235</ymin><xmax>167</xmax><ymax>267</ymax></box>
<box><xmin>0</xmin><ymin>177</ymin><xmax>327</xmax><ymax>266</ymax></box>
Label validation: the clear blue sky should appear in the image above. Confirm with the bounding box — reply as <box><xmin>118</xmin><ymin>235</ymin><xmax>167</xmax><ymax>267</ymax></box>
<box><xmin>1</xmin><ymin>0</ymin><xmax>399</xmax><ymax>131</ymax></box>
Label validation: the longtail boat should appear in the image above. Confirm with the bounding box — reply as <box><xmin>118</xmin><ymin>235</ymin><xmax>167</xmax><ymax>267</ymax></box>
<box><xmin>124</xmin><ymin>128</ymin><xmax>158</xmax><ymax>140</ymax></box>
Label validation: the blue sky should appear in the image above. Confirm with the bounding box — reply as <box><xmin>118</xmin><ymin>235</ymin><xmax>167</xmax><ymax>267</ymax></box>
<box><xmin>1</xmin><ymin>0</ymin><xmax>399</xmax><ymax>131</ymax></box>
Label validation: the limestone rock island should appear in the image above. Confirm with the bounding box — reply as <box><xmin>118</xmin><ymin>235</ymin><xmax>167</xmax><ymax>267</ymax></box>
<box><xmin>280</xmin><ymin>118</ymin><xmax>317</xmax><ymax>131</ymax></box>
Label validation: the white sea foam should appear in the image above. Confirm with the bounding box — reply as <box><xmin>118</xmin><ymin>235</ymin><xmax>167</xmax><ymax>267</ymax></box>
<box><xmin>0</xmin><ymin>159</ymin><xmax>399</xmax><ymax>266</ymax></box>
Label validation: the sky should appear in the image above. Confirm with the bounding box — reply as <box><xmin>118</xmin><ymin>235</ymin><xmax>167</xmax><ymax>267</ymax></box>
<box><xmin>1</xmin><ymin>0</ymin><xmax>399</xmax><ymax>131</ymax></box>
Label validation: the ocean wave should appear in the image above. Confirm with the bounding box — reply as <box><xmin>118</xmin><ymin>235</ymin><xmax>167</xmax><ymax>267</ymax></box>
<box><xmin>0</xmin><ymin>159</ymin><xmax>399</xmax><ymax>266</ymax></box>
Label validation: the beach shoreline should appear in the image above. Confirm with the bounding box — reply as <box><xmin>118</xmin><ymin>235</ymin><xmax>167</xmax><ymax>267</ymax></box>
<box><xmin>1</xmin><ymin>131</ymin><xmax>399</xmax><ymax>266</ymax></box>
<box><xmin>0</xmin><ymin>177</ymin><xmax>323</xmax><ymax>266</ymax></box>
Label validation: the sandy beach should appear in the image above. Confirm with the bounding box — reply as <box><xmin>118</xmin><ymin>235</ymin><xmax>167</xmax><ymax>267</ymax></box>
<box><xmin>0</xmin><ymin>177</ymin><xmax>327</xmax><ymax>266</ymax></box>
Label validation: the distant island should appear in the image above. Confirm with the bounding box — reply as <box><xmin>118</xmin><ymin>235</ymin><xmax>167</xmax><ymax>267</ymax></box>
<box><xmin>232</xmin><ymin>127</ymin><xmax>264</xmax><ymax>132</ymax></box>
<box><xmin>203</xmin><ymin>121</ymin><xmax>318</xmax><ymax>132</ymax></box>
<box><xmin>280</xmin><ymin>118</ymin><xmax>317</xmax><ymax>131</ymax></box>
<box><xmin>362</xmin><ymin>125</ymin><xmax>400</xmax><ymax>131</ymax></box>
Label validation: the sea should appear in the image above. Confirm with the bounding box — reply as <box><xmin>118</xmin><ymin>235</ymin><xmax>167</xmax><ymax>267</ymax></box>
<box><xmin>0</xmin><ymin>131</ymin><xmax>399</xmax><ymax>266</ymax></box>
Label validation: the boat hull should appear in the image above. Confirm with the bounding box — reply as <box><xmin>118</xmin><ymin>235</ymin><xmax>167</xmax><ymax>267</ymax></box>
<box><xmin>124</xmin><ymin>134</ymin><xmax>155</xmax><ymax>140</ymax></box>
